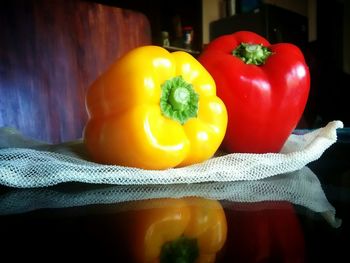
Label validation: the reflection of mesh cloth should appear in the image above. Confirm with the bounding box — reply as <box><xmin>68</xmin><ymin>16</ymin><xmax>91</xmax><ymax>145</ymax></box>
<box><xmin>0</xmin><ymin>167</ymin><xmax>341</xmax><ymax>227</ymax></box>
<box><xmin>0</xmin><ymin>121</ymin><xmax>343</xmax><ymax>187</ymax></box>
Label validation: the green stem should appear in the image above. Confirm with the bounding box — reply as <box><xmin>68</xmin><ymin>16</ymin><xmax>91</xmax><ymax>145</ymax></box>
<box><xmin>169</xmin><ymin>87</ymin><xmax>191</xmax><ymax>111</ymax></box>
<box><xmin>160</xmin><ymin>76</ymin><xmax>199</xmax><ymax>125</ymax></box>
<box><xmin>160</xmin><ymin>236</ymin><xmax>199</xmax><ymax>263</ymax></box>
<box><xmin>232</xmin><ymin>42</ymin><xmax>272</xmax><ymax>65</ymax></box>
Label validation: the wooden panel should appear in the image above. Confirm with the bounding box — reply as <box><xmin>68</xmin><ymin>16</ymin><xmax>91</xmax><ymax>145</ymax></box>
<box><xmin>0</xmin><ymin>0</ymin><xmax>151</xmax><ymax>143</ymax></box>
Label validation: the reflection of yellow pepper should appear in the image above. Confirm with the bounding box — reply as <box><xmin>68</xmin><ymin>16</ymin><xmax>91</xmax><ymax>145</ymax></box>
<box><xmin>83</xmin><ymin>46</ymin><xmax>227</xmax><ymax>169</ymax></box>
<box><xmin>120</xmin><ymin>197</ymin><xmax>227</xmax><ymax>263</ymax></box>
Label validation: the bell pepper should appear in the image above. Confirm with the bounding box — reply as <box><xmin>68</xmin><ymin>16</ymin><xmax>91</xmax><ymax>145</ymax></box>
<box><xmin>198</xmin><ymin>31</ymin><xmax>310</xmax><ymax>153</ymax></box>
<box><xmin>223</xmin><ymin>201</ymin><xmax>305</xmax><ymax>262</ymax></box>
<box><xmin>112</xmin><ymin>197</ymin><xmax>227</xmax><ymax>263</ymax></box>
<box><xmin>84</xmin><ymin>45</ymin><xmax>227</xmax><ymax>169</ymax></box>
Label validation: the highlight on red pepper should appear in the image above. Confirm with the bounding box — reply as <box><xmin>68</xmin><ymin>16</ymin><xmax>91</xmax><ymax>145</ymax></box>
<box><xmin>110</xmin><ymin>197</ymin><xmax>227</xmax><ymax>263</ymax></box>
<box><xmin>83</xmin><ymin>45</ymin><xmax>227</xmax><ymax>169</ymax></box>
<box><xmin>198</xmin><ymin>31</ymin><xmax>310</xmax><ymax>153</ymax></box>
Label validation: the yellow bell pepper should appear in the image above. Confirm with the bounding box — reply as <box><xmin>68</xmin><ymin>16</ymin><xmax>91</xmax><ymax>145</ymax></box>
<box><xmin>115</xmin><ymin>197</ymin><xmax>227</xmax><ymax>263</ymax></box>
<box><xmin>83</xmin><ymin>45</ymin><xmax>227</xmax><ymax>169</ymax></box>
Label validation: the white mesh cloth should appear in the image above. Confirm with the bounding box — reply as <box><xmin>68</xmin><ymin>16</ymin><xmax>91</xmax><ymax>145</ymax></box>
<box><xmin>0</xmin><ymin>120</ymin><xmax>344</xmax><ymax>227</ymax></box>
<box><xmin>0</xmin><ymin>120</ymin><xmax>344</xmax><ymax>188</ymax></box>
<box><xmin>0</xmin><ymin>167</ymin><xmax>341</xmax><ymax>227</ymax></box>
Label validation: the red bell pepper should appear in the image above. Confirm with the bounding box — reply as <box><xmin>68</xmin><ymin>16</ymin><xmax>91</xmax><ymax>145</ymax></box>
<box><xmin>223</xmin><ymin>201</ymin><xmax>305</xmax><ymax>262</ymax></box>
<box><xmin>199</xmin><ymin>31</ymin><xmax>310</xmax><ymax>153</ymax></box>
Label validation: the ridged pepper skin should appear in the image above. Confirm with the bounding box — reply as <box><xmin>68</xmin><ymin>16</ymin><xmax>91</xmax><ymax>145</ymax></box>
<box><xmin>199</xmin><ymin>31</ymin><xmax>310</xmax><ymax>153</ymax></box>
<box><xmin>116</xmin><ymin>197</ymin><xmax>227</xmax><ymax>263</ymax></box>
<box><xmin>84</xmin><ymin>46</ymin><xmax>227</xmax><ymax>169</ymax></box>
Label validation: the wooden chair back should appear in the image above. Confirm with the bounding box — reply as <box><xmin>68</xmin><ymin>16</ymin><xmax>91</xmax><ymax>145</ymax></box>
<box><xmin>0</xmin><ymin>0</ymin><xmax>151</xmax><ymax>143</ymax></box>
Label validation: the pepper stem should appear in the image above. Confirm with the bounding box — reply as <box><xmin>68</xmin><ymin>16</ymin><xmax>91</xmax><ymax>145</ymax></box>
<box><xmin>169</xmin><ymin>87</ymin><xmax>190</xmax><ymax>111</ymax></box>
<box><xmin>232</xmin><ymin>42</ymin><xmax>272</xmax><ymax>65</ymax></box>
<box><xmin>160</xmin><ymin>236</ymin><xmax>199</xmax><ymax>263</ymax></box>
<box><xmin>160</xmin><ymin>76</ymin><xmax>199</xmax><ymax>125</ymax></box>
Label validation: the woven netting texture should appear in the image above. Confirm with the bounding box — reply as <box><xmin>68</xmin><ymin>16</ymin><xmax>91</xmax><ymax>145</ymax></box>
<box><xmin>0</xmin><ymin>166</ymin><xmax>341</xmax><ymax>227</ymax></box>
<box><xmin>0</xmin><ymin>121</ymin><xmax>343</xmax><ymax>188</ymax></box>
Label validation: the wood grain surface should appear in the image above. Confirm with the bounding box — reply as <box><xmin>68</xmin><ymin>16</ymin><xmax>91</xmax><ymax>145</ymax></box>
<box><xmin>0</xmin><ymin>0</ymin><xmax>151</xmax><ymax>143</ymax></box>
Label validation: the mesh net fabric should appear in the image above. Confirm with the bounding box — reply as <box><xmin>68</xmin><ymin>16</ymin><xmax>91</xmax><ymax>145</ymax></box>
<box><xmin>0</xmin><ymin>167</ymin><xmax>341</xmax><ymax>227</ymax></box>
<box><xmin>0</xmin><ymin>120</ymin><xmax>343</xmax><ymax>187</ymax></box>
<box><xmin>0</xmin><ymin>120</ymin><xmax>344</xmax><ymax>227</ymax></box>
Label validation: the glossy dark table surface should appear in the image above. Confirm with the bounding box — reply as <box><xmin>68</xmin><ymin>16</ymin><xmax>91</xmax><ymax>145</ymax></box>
<box><xmin>0</xmin><ymin>129</ymin><xmax>349</xmax><ymax>263</ymax></box>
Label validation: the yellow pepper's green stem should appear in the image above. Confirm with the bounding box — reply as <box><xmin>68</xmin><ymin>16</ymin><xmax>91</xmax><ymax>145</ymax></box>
<box><xmin>160</xmin><ymin>236</ymin><xmax>199</xmax><ymax>263</ymax></box>
<box><xmin>160</xmin><ymin>76</ymin><xmax>199</xmax><ymax>125</ymax></box>
<box><xmin>169</xmin><ymin>87</ymin><xmax>191</xmax><ymax>111</ymax></box>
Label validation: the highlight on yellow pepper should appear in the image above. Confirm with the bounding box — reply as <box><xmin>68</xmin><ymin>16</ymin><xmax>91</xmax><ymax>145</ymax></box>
<box><xmin>83</xmin><ymin>45</ymin><xmax>227</xmax><ymax>169</ymax></box>
<box><xmin>117</xmin><ymin>197</ymin><xmax>227</xmax><ymax>263</ymax></box>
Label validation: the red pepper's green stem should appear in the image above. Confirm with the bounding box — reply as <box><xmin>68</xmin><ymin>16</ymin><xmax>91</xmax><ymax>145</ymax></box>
<box><xmin>160</xmin><ymin>236</ymin><xmax>199</xmax><ymax>263</ymax></box>
<box><xmin>160</xmin><ymin>76</ymin><xmax>199</xmax><ymax>125</ymax></box>
<box><xmin>233</xmin><ymin>42</ymin><xmax>272</xmax><ymax>65</ymax></box>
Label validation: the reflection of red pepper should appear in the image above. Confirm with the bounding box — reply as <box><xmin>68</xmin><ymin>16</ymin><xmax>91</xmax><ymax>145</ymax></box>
<box><xmin>104</xmin><ymin>198</ymin><xmax>227</xmax><ymax>263</ymax></box>
<box><xmin>222</xmin><ymin>201</ymin><xmax>305</xmax><ymax>262</ymax></box>
<box><xmin>199</xmin><ymin>31</ymin><xmax>310</xmax><ymax>153</ymax></box>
